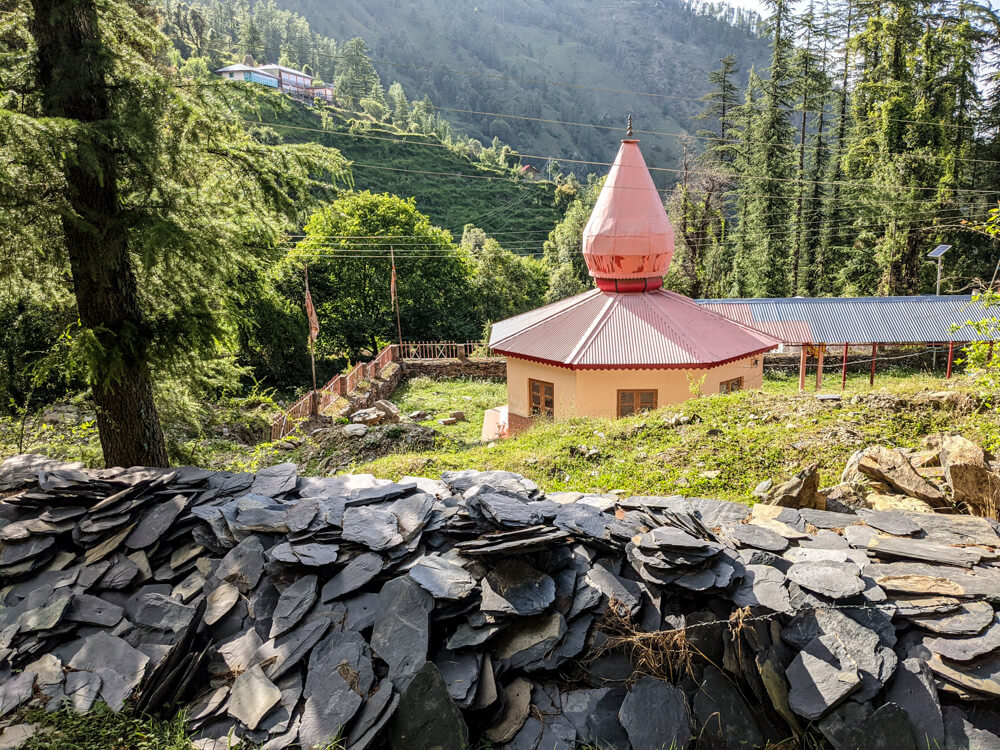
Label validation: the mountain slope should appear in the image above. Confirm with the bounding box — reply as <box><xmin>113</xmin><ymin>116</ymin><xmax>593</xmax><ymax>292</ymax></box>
<box><xmin>264</xmin><ymin>105</ymin><xmax>565</xmax><ymax>239</ymax></box>
<box><xmin>282</xmin><ymin>0</ymin><xmax>769</xmax><ymax>186</ymax></box>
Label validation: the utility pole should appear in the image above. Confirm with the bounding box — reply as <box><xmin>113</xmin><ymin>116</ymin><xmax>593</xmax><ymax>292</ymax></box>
<box><xmin>927</xmin><ymin>245</ymin><xmax>951</xmax><ymax>372</ymax></box>
<box><xmin>304</xmin><ymin>264</ymin><xmax>319</xmax><ymax>416</ymax></box>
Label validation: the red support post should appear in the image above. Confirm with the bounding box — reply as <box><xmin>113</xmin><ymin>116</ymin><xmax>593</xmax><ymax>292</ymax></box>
<box><xmin>946</xmin><ymin>340</ymin><xmax>955</xmax><ymax>379</ymax></box>
<box><xmin>841</xmin><ymin>342</ymin><xmax>849</xmax><ymax>390</ymax></box>
<box><xmin>869</xmin><ymin>343</ymin><xmax>878</xmax><ymax>386</ymax></box>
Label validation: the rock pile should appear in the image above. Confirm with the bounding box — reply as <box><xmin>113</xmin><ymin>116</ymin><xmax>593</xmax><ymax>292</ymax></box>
<box><xmin>2</xmin><ymin>453</ymin><xmax>1000</xmax><ymax>749</ymax></box>
<box><xmin>761</xmin><ymin>434</ymin><xmax>1000</xmax><ymax>522</ymax></box>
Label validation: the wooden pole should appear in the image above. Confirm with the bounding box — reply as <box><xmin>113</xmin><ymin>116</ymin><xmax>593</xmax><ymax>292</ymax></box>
<box><xmin>815</xmin><ymin>344</ymin><xmax>825</xmax><ymax>390</ymax></box>
<box><xmin>869</xmin><ymin>343</ymin><xmax>878</xmax><ymax>386</ymax></box>
<box><xmin>305</xmin><ymin>265</ymin><xmax>318</xmax><ymax>417</ymax></box>
<box><xmin>841</xmin><ymin>342</ymin><xmax>849</xmax><ymax>390</ymax></box>
<box><xmin>391</xmin><ymin>245</ymin><xmax>403</xmax><ymax>347</ymax></box>
<box><xmin>798</xmin><ymin>346</ymin><xmax>808</xmax><ymax>392</ymax></box>
<box><xmin>947</xmin><ymin>340</ymin><xmax>955</xmax><ymax>379</ymax></box>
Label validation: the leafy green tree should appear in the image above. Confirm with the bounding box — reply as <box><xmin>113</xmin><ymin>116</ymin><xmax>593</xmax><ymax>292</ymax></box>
<box><xmin>287</xmin><ymin>193</ymin><xmax>478</xmax><ymax>360</ymax></box>
<box><xmin>387</xmin><ymin>81</ymin><xmax>410</xmax><ymax>127</ymax></box>
<box><xmin>542</xmin><ymin>176</ymin><xmax>605</xmax><ymax>302</ymax></box>
<box><xmin>2</xmin><ymin>0</ymin><xmax>348</xmax><ymax>466</ymax></box>
<box><xmin>460</xmin><ymin>226</ymin><xmax>548</xmax><ymax>324</ymax></box>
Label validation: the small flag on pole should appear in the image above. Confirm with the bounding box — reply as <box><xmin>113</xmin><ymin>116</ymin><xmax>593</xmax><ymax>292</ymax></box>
<box><xmin>305</xmin><ymin>283</ymin><xmax>319</xmax><ymax>343</ymax></box>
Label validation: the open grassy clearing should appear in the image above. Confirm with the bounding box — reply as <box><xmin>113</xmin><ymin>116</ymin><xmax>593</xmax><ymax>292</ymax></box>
<box><xmin>389</xmin><ymin>375</ymin><xmax>508</xmax><ymax>443</ymax></box>
<box><xmin>357</xmin><ymin>369</ymin><xmax>1000</xmax><ymax>502</ymax></box>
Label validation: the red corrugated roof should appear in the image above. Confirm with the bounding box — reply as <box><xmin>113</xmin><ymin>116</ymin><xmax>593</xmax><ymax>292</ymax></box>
<box><xmin>489</xmin><ymin>289</ymin><xmax>780</xmax><ymax>369</ymax></box>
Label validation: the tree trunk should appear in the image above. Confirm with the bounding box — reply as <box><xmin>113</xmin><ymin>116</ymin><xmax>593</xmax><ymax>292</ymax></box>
<box><xmin>30</xmin><ymin>0</ymin><xmax>169</xmax><ymax>468</ymax></box>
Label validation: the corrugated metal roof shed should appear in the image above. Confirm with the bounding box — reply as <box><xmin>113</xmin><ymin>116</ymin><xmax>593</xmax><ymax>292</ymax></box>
<box><xmin>695</xmin><ymin>295</ymin><xmax>991</xmax><ymax>346</ymax></box>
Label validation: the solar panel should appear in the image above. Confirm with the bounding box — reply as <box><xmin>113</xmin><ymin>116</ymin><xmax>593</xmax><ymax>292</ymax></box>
<box><xmin>928</xmin><ymin>244</ymin><xmax>952</xmax><ymax>258</ymax></box>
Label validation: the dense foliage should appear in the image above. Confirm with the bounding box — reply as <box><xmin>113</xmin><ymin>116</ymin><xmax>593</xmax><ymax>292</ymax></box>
<box><xmin>0</xmin><ymin>0</ymin><xmax>348</xmax><ymax>464</ymax></box>
<box><xmin>245</xmin><ymin>192</ymin><xmax>548</xmax><ymax>381</ymax></box>
<box><xmin>668</xmin><ymin>0</ymin><xmax>1000</xmax><ymax>298</ymax></box>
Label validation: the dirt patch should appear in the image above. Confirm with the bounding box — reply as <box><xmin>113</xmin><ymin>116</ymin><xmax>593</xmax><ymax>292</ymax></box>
<box><xmin>301</xmin><ymin>422</ymin><xmax>448</xmax><ymax>471</ymax></box>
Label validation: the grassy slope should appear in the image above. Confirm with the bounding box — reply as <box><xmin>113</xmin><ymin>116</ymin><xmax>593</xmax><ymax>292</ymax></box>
<box><xmin>264</xmin><ymin>104</ymin><xmax>565</xmax><ymax>240</ymax></box>
<box><xmin>355</xmin><ymin>370</ymin><xmax>1000</xmax><ymax>502</ymax></box>
<box><xmin>283</xmin><ymin>0</ymin><xmax>769</xmax><ymax>184</ymax></box>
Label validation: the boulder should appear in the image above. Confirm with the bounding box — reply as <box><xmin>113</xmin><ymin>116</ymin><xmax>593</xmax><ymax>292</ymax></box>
<box><xmin>850</xmin><ymin>446</ymin><xmax>947</xmax><ymax>507</ymax></box>
<box><xmin>374</xmin><ymin>400</ymin><xmax>401</xmax><ymax>422</ymax></box>
<box><xmin>351</xmin><ymin>407</ymin><xmax>385</xmax><ymax>426</ymax></box>
<box><xmin>343</xmin><ymin>423</ymin><xmax>368</xmax><ymax>438</ymax></box>
<box><xmin>764</xmin><ymin>464</ymin><xmax>826</xmax><ymax>510</ymax></box>
<box><xmin>940</xmin><ymin>434</ymin><xmax>999</xmax><ymax>517</ymax></box>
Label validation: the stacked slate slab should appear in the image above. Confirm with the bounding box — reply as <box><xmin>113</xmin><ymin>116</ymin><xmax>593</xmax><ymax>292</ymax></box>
<box><xmin>2</xmin><ymin>454</ymin><xmax>1000</xmax><ymax>749</ymax></box>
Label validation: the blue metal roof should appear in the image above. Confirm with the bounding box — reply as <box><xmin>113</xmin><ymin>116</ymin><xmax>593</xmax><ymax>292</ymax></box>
<box><xmin>695</xmin><ymin>295</ymin><xmax>993</xmax><ymax>345</ymax></box>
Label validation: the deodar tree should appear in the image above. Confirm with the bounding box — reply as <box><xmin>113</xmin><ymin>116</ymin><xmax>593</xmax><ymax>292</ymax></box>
<box><xmin>0</xmin><ymin>0</ymin><xmax>349</xmax><ymax>467</ymax></box>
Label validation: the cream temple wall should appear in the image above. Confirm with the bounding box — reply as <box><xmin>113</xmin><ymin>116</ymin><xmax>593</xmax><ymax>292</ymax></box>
<box><xmin>506</xmin><ymin>355</ymin><xmax>764</xmax><ymax>422</ymax></box>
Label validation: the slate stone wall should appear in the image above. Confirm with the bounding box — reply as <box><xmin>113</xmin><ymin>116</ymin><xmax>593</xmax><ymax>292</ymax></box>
<box><xmin>401</xmin><ymin>357</ymin><xmax>507</xmax><ymax>380</ymax></box>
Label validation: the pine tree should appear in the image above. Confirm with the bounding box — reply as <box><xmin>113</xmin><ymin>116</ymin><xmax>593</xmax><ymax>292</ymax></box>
<box><xmin>4</xmin><ymin>0</ymin><xmax>349</xmax><ymax>466</ymax></box>
<box><xmin>334</xmin><ymin>37</ymin><xmax>381</xmax><ymax>110</ymax></box>
<box><xmin>697</xmin><ymin>55</ymin><xmax>741</xmax><ymax>165</ymax></box>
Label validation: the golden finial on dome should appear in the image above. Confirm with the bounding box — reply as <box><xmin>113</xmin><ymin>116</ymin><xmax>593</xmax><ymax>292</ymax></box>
<box><xmin>626</xmin><ymin>113</ymin><xmax>633</xmax><ymax>138</ymax></box>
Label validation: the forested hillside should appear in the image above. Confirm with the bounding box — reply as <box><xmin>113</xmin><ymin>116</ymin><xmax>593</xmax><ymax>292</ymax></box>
<box><xmin>277</xmin><ymin>0</ymin><xmax>769</xmax><ymax>179</ymax></box>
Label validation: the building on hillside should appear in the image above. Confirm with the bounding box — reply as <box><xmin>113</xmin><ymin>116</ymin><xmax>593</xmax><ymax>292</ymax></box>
<box><xmin>310</xmin><ymin>84</ymin><xmax>336</xmax><ymax>103</ymax></box>
<box><xmin>482</xmin><ymin>121</ymin><xmax>780</xmax><ymax>440</ymax></box>
<box><xmin>214</xmin><ymin>61</ymin><xmax>322</xmax><ymax>101</ymax></box>
<box><xmin>214</xmin><ymin>64</ymin><xmax>279</xmax><ymax>89</ymax></box>
<box><xmin>257</xmin><ymin>64</ymin><xmax>314</xmax><ymax>98</ymax></box>
<box><xmin>520</xmin><ymin>164</ymin><xmax>541</xmax><ymax>180</ymax></box>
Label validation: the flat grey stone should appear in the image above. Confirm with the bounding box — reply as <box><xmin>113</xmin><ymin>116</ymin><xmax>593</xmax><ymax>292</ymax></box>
<box><xmin>561</xmin><ymin>687</ymin><xmax>630</xmax><ymax>750</ymax></box>
<box><xmin>290</xmin><ymin>543</ymin><xmax>339</xmax><ymax>567</ymax></box>
<box><xmin>389</xmin><ymin>492</ymin><xmax>434</xmax><ymax>541</ymax></box>
<box><xmin>800</xmin><ymin>508</ymin><xmax>860</xmax><ymax>529</ymax></box>
<box><xmin>943</xmin><ymin>705</ymin><xmax>1000</xmax><ymax>750</ymax></box>
<box><xmin>928</xmin><ymin>651</ymin><xmax>1000</xmax><ymax>698</ymax></box>
<box><xmin>694</xmin><ymin>665</ymin><xmax>763</xmax><ymax>750</ymax></box>
<box><xmin>911</xmin><ymin>600</ymin><xmax>995</xmax><ymax>635</ymax></box>
<box><xmin>344</xmin><ymin>679</ymin><xmax>395</xmax><ymax>749</ymax></box>
<box><xmin>215</xmin><ymin>536</ymin><xmax>265</xmax><ymax>592</ymax></box>
<box><xmin>341</xmin><ymin>591</ymin><xmax>380</xmax><ymax>632</ymax></box>
<box><xmin>346</xmin><ymin>481</ymin><xmax>417</xmax><ymax>507</ymax></box>
<box><xmin>409</xmin><ymin>556</ymin><xmax>477</xmax><ymax>600</ymax></box>
<box><xmin>924</xmin><ymin>614</ymin><xmax>1000</xmax><ymax>661</ymax></box>
<box><xmin>729</xmin><ymin>522</ymin><xmax>789</xmax><ymax>552</ymax></box>
<box><xmin>387</xmin><ymin>661</ymin><xmax>468</xmax><ymax>750</ymax></box>
<box><xmin>249</xmin><ymin>463</ymin><xmax>298</xmax><ymax>497</ymax></box>
<box><xmin>69</xmin><ymin>632</ymin><xmax>149</xmax><ymax>710</ymax></box>
<box><xmin>321</xmin><ymin>552</ymin><xmax>383</xmax><ymax>601</ymax></box>
<box><xmin>126</xmin><ymin>494</ymin><xmax>188</xmax><ymax>549</ymax></box>
<box><xmin>481</xmin><ymin>560</ymin><xmax>555</xmax><ymax>616</ymax></box>
<box><xmin>210</xmin><ymin>628</ymin><xmax>264</xmax><ymax>677</ymax></box>
<box><xmin>786</xmin><ymin>634</ymin><xmax>861</xmax><ymax>720</ymax></box>
<box><xmin>342</xmin><ymin>506</ymin><xmax>403</xmax><ymax>551</ymax></box>
<box><xmin>0</xmin><ymin>723</ymin><xmax>41</xmax><ymax>749</ymax></box>
<box><xmin>204</xmin><ymin>584</ymin><xmax>240</xmax><ymax>626</ymax></box>
<box><xmin>228</xmin><ymin>664</ymin><xmax>281</xmax><ymax>730</ymax></box>
<box><xmin>18</xmin><ymin>588</ymin><xmax>71</xmax><ymax>632</ymax></box>
<box><xmin>843</xmin><ymin>702</ymin><xmax>917</xmax><ymax>750</ymax></box>
<box><xmin>371</xmin><ymin>576</ymin><xmax>434</xmax><ymax>690</ymax></box>
<box><xmin>494</xmin><ymin>611</ymin><xmax>566</xmax><ymax>671</ymax></box>
<box><xmin>258</xmin><ymin>617</ymin><xmax>329</xmax><ymax>681</ymax></box>
<box><xmin>300</xmin><ymin>631</ymin><xmax>373</xmax><ymax>748</ymax></box>
<box><xmin>886</xmin><ymin>658</ymin><xmax>943</xmax><ymax>750</ymax></box>
<box><xmin>445</xmin><ymin>622</ymin><xmax>502</xmax><ymax>650</ymax></box>
<box><xmin>731</xmin><ymin>564</ymin><xmax>792</xmax><ymax>613</ymax></box>
<box><xmin>133</xmin><ymin>592</ymin><xmax>197</xmax><ymax>632</ymax></box>
<box><xmin>466</xmin><ymin>488</ymin><xmax>544</xmax><ymax>528</ymax></box>
<box><xmin>64</xmin><ymin>670</ymin><xmax>102</xmax><ymax>713</ymax></box>
<box><xmin>270</xmin><ymin>575</ymin><xmax>317</xmax><ymax>638</ymax></box>
<box><xmin>482</xmin><ymin>677</ymin><xmax>531</xmax><ymax>743</ymax></box>
<box><xmin>0</xmin><ymin>672</ymin><xmax>35</xmax><ymax>718</ymax></box>
<box><xmin>787</xmin><ymin>561</ymin><xmax>865</xmax><ymax>599</ymax></box>
<box><xmin>619</xmin><ymin>675</ymin><xmax>691</xmax><ymax>750</ymax></box>
<box><xmin>858</xmin><ymin>509</ymin><xmax>921</xmax><ymax>536</ymax></box>
<box><xmin>868</xmin><ymin>535</ymin><xmax>982</xmax><ymax>568</ymax></box>
<box><xmin>584</xmin><ymin>565</ymin><xmax>642</xmax><ymax>615</ymax></box>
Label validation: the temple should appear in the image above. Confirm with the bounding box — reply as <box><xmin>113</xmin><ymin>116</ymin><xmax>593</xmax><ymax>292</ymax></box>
<box><xmin>483</xmin><ymin>121</ymin><xmax>780</xmax><ymax>439</ymax></box>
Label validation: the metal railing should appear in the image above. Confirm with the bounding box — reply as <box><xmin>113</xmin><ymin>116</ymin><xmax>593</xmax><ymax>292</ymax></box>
<box><xmin>398</xmin><ymin>341</ymin><xmax>497</xmax><ymax>359</ymax></box>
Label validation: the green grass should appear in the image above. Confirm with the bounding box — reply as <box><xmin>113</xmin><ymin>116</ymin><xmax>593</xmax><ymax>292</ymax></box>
<box><xmin>357</xmin><ymin>369</ymin><xmax>1000</xmax><ymax>502</ymax></box>
<box><xmin>17</xmin><ymin>706</ymin><xmax>191</xmax><ymax>750</ymax></box>
<box><xmin>268</xmin><ymin>105</ymin><xmax>565</xmax><ymax>240</ymax></box>
<box><xmin>390</xmin><ymin>375</ymin><xmax>507</xmax><ymax>443</ymax></box>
